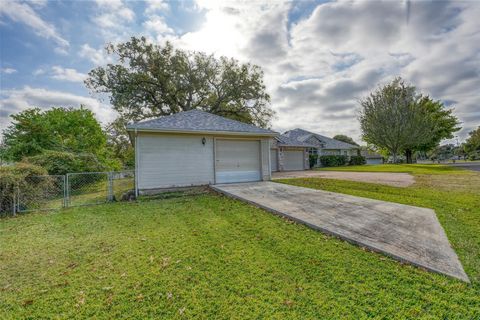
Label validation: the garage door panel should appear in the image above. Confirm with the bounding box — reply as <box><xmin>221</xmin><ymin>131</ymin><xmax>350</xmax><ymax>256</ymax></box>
<box><xmin>284</xmin><ymin>150</ymin><xmax>304</xmax><ymax>171</ymax></box>
<box><xmin>216</xmin><ymin>140</ymin><xmax>261</xmax><ymax>183</ymax></box>
<box><xmin>216</xmin><ymin>171</ymin><xmax>261</xmax><ymax>183</ymax></box>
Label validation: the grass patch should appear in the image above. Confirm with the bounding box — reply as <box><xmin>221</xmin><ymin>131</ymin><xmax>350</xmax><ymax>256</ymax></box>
<box><xmin>1</xmin><ymin>182</ymin><xmax>480</xmax><ymax>318</ymax></box>
<box><xmin>316</xmin><ymin>163</ymin><xmax>467</xmax><ymax>175</ymax></box>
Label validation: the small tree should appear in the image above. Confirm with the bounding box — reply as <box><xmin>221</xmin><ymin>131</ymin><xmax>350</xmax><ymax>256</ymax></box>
<box><xmin>1</xmin><ymin>107</ymin><xmax>107</xmax><ymax>161</ymax></box>
<box><xmin>359</xmin><ymin>78</ymin><xmax>435</xmax><ymax>163</ymax></box>
<box><xmin>464</xmin><ymin>127</ymin><xmax>480</xmax><ymax>157</ymax></box>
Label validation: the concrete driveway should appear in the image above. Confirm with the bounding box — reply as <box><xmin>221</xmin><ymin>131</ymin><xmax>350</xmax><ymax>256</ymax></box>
<box><xmin>273</xmin><ymin>170</ymin><xmax>415</xmax><ymax>187</ymax></box>
<box><xmin>212</xmin><ymin>181</ymin><xmax>468</xmax><ymax>282</ymax></box>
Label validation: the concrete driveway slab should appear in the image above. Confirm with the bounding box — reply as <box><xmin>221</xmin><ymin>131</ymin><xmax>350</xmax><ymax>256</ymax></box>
<box><xmin>211</xmin><ymin>181</ymin><xmax>469</xmax><ymax>282</ymax></box>
<box><xmin>273</xmin><ymin>171</ymin><xmax>415</xmax><ymax>187</ymax></box>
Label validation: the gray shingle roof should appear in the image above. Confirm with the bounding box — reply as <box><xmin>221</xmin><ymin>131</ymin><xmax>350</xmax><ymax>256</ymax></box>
<box><xmin>275</xmin><ymin>135</ymin><xmax>317</xmax><ymax>147</ymax></box>
<box><xmin>281</xmin><ymin>128</ymin><xmax>358</xmax><ymax>149</ymax></box>
<box><xmin>126</xmin><ymin>110</ymin><xmax>277</xmax><ymax>136</ymax></box>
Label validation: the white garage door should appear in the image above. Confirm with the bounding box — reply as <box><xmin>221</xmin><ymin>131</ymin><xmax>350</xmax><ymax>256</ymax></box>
<box><xmin>367</xmin><ymin>158</ymin><xmax>383</xmax><ymax>165</ymax></box>
<box><xmin>283</xmin><ymin>150</ymin><xmax>304</xmax><ymax>171</ymax></box>
<box><xmin>270</xmin><ymin>149</ymin><xmax>278</xmax><ymax>172</ymax></box>
<box><xmin>215</xmin><ymin>139</ymin><xmax>261</xmax><ymax>183</ymax></box>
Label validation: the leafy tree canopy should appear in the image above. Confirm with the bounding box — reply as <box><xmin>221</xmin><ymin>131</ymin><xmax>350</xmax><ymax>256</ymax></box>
<box><xmin>408</xmin><ymin>96</ymin><xmax>461</xmax><ymax>153</ymax></box>
<box><xmin>464</xmin><ymin>126</ymin><xmax>480</xmax><ymax>153</ymax></box>
<box><xmin>1</xmin><ymin>106</ymin><xmax>107</xmax><ymax>161</ymax></box>
<box><xmin>85</xmin><ymin>36</ymin><xmax>274</xmax><ymax>128</ymax></box>
<box><xmin>333</xmin><ymin>135</ymin><xmax>359</xmax><ymax>146</ymax></box>
<box><xmin>359</xmin><ymin>77</ymin><xmax>460</xmax><ymax>163</ymax></box>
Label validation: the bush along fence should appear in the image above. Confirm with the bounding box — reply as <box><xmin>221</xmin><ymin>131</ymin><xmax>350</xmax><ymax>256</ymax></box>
<box><xmin>1</xmin><ymin>170</ymin><xmax>134</xmax><ymax>217</ymax></box>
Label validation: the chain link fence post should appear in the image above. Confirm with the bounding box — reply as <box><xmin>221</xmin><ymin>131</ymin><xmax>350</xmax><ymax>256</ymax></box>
<box><xmin>63</xmin><ymin>175</ymin><xmax>67</xmax><ymax>208</ymax></box>
<box><xmin>108</xmin><ymin>171</ymin><xmax>114</xmax><ymax>202</ymax></box>
<box><xmin>12</xmin><ymin>183</ymin><xmax>17</xmax><ymax>216</ymax></box>
<box><xmin>66</xmin><ymin>173</ymin><xmax>70</xmax><ymax>208</ymax></box>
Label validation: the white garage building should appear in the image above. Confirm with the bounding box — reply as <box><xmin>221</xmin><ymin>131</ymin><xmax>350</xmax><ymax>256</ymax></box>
<box><xmin>127</xmin><ymin>110</ymin><xmax>278</xmax><ymax>194</ymax></box>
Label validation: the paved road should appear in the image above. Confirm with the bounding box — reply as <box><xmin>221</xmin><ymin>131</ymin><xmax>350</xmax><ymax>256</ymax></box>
<box><xmin>212</xmin><ymin>181</ymin><xmax>469</xmax><ymax>282</ymax></box>
<box><xmin>448</xmin><ymin>162</ymin><xmax>480</xmax><ymax>171</ymax></box>
<box><xmin>273</xmin><ymin>170</ymin><xmax>415</xmax><ymax>187</ymax></box>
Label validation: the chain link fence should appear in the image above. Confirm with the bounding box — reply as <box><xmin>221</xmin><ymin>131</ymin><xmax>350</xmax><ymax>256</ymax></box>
<box><xmin>17</xmin><ymin>175</ymin><xmax>65</xmax><ymax>213</ymax></box>
<box><xmin>1</xmin><ymin>179</ymin><xmax>17</xmax><ymax>217</ymax></box>
<box><xmin>1</xmin><ymin>170</ymin><xmax>134</xmax><ymax>217</ymax></box>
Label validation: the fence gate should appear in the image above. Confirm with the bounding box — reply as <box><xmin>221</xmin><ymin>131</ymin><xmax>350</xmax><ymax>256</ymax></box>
<box><xmin>66</xmin><ymin>172</ymin><xmax>109</xmax><ymax>207</ymax></box>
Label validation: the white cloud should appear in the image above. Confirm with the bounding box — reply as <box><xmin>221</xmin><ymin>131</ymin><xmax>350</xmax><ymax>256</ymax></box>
<box><xmin>0</xmin><ymin>0</ymin><xmax>69</xmax><ymax>51</ymax></box>
<box><xmin>143</xmin><ymin>15</ymin><xmax>173</xmax><ymax>35</ymax></box>
<box><xmin>0</xmin><ymin>87</ymin><xmax>115</xmax><ymax>129</ymax></box>
<box><xmin>0</xmin><ymin>68</ymin><xmax>17</xmax><ymax>74</ymax></box>
<box><xmin>51</xmin><ymin>66</ymin><xmax>87</xmax><ymax>83</ymax></box>
<box><xmin>29</xmin><ymin>0</ymin><xmax>48</xmax><ymax>8</ymax></box>
<box><xmin>171</xmin><ymin>0</ymin><xmax>479</xmax><ymax>141</ymax></box>
<box><xmin>94</xmin><ymin>0</ymin><xmax>123</xmax><ymax>10</ymax></box>
<box><xmin>91</xmin><ymin>0</ymin><xmax>135</xmax><ymax>40</ymax></box>
<box><xmin>33</xmin><ymin>68</ymin><xmax>46</xmax><ymax>76</ymax></box>
<box><xmin>144</xmin><ymin>0</ymin><xmax>169</xmax><ymax>14</ymax></box>
<box><xmin>79</xmin><ymin>44</ymin><xmax>112</xmax><ymax>65</ymax></box>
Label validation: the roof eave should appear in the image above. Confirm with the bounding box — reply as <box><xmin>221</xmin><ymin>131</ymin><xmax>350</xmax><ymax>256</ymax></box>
<box><xmin>126</xmin><ymin>127</ymin><xmax>278</xmax><ymax>137</ymax></box>
<box><xmin>277</xmin><ymin>143</ymin><xmax>314</xmax><ymax>148</ymax></box>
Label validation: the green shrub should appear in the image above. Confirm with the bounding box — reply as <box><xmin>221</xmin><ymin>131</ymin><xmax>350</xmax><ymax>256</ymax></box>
<box><xmin>319</xmin><ymin>155</ymin><xmax>348</xmax><ymax>167</ymax></box>
<box><xmin>0</xmin><ymin>163</ymin><xmax>49</xmax><ymax>214</ymax></box>
<box><xmin>309</xmin><ymin>154</ymin><xmax>318</xmax><ymax>168</ymax></box>
<box><xmin>349</xmin><ymin>155</ymin><xmax>367</xmax><ymax>165</ymax></box>
<box><xmin>24</xmin><ymin>150</ymin><xmax>107</xmax><ymax>175</ymax></box>
<box><xmin>468</xmin><ymin>152</ymin><xmax>479</xmax><ymax>161</ymax></box>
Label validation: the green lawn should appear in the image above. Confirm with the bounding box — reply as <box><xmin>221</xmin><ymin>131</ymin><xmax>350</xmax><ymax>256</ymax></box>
<box><xmin>1</xmin><ymin>165</ymin><xmax>480</xmax><ymax>319</ymax></box>
<box><xmin>316</xmin><ymin>163</ymin><xmax>468</xmax><ymax>175</ymax></box>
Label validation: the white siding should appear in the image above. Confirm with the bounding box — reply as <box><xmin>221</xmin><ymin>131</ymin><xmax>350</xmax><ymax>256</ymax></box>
<box><xmin>137</xmin><ymin>133</ymin><xmax>214</xmax><ymax>189</ymax></box>
<box><xmin>270</xmin><ymin>149</ymin><xmax>278</xmax><ymax>172</ymax></box>
<box><xmin>260</xmin><ymin>138</ymin><xmax>270</xmax><ymax>180</ymax></box>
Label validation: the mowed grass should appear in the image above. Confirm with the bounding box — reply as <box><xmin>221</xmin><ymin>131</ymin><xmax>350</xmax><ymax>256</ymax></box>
<box><xmin>316</xmin><ymin>163</ymin><xmax>467</xmax><ymax>175</ymax></box>
<box><xmin>1</xmin><ymin>166</ymin><xmax>479</xmax><ymax>319</ymax></box>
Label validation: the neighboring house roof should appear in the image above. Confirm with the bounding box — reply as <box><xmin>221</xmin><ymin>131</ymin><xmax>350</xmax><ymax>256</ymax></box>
<box><xmin>280</xmin><ymin>128</ymin><xmax>359</xmax><ymax>149</ymax></box>
<box><xmin>126</xmin><ymin>110</ymin><xmax>278</xmax><ymax>136</ymax></box>
<box><xmin>275</xmin><ymin>135</ymin><xmax>317</xmax><ymax>148</ymax></box>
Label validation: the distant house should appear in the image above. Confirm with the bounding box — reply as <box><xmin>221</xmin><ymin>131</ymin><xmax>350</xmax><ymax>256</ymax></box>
<box><xmin>270</xmin><ymin>128</ymin><xmax>359</xmax><ymax>171</ymax></box>
<box><xmin>127</xmin><ymin>110</ymin><xmax>277</xmax><ymax>194</ymax></box>
<box><xmin>361</xmin><ymin>150</ymin><xmax>384</xmax><ymax>165</ymax></box>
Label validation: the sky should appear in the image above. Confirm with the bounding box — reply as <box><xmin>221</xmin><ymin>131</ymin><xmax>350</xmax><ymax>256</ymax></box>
<box><xmin>1</xmin><ymin>0</ymin><xmax>479</xmax><ymax>144</ymax></box>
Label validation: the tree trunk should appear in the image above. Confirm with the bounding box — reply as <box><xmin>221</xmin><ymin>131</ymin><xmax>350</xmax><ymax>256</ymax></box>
<box><xmin>392</xmin><ymin>152</ymin><xmax>397</xmax><ymax>164</ymax></box>
<box><xmin>405</xmin><ymin>149</ymin><xmax>413</xmax><ymax>164</ymax></box>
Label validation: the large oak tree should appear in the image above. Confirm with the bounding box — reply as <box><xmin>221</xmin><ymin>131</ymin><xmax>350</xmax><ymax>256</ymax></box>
<box><xmin>85</xmin><ymin>37</ymin><xmax>274</xmax><ymax>128</ymax></box>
